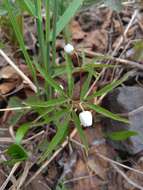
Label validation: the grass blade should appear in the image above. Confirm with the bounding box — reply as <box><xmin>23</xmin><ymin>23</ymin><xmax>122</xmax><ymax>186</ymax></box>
<box><xmin>72</xmin><ymin>111</ymin><xmax>89</xmax><ymax>151</ymax></box>
<box><xmin>106</xmin><ymin>130</ymin><xmax>138</xmax><ymax>141</ymax></box>
<box><xmin>65</xmin><ymin>54</ymin><xmax>74</xmax><ymax>97</ymax></box>
<box><xmin>87</xmin><ymin>72</ymin><xmax>130</xmax><ymax>100</ymax></box>
<box><xmin>15</xmin><ymin>124</ymin><xmax>30</xmax><ymax>144</ymax></box>
<box><xmin>34</xmin><ymin>61</ymin><xmax>67</xmax><ymax>97</ymax></box>
<box><xmin>39</xmin><ymin>114</ymin><xmax>70</xmax><ymax>163</ymax></box>
<box><xmin>25</xmin><ymin>97</ymin><xmax>68</xmax><ymax>107</ymax></box>
<box><xmin>22</xmin><ymin>0</ymin><xmax>36</xmax><ymax>16</ymax></box>
<box><xmin>34</xmin><ymin>0</ymin><xmax>47</xmax><ymax>70</ymax></box>
<box><xmin>5</xmin><ymin>1</ymin><xmax>36</xmax><ymax>80</ymax></box>
<box><xmin>80</xmin><ymin>72</ymin><xmax>92</xmax><ymax>100</ymax></box>
<box><xmin>86</xmin><ymin>103</ymin><xmax>129</xmax><ymax>123</ymax></box>
<box><xmin>50</xmin><ymin>0</ymin><xmax>84</xmax><ymax>40</ymax></box>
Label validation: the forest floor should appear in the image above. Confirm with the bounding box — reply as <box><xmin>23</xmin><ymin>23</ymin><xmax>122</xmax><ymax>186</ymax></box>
<box><xmin>1</xmin><ymin>2</ymin><xmax>143</xmax><ymax>190</ymax></box>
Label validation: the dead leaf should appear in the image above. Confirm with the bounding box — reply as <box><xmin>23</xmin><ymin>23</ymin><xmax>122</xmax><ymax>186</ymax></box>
<box><xmin>0</xmin><ymin>81</ymin><xmax>18</xmax><ymax>94</ymax></box>
<box><xmin>0</xmin><ymin>66</ymin><xmax>19</xmax><ymax>79</ymax></box>
<box><xmin>71</xmin><ymin>20</ymin><xmax>87</xmax><ymax>41</ymax></box>
<box><xmin>124</xmin><ymin>157</ymin><xmax>143</xmax><ymax>190</ymax></box>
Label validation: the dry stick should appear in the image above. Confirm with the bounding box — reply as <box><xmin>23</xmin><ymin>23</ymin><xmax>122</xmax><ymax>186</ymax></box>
<box><xmin>16</xmin><ymin>162</ymin><xmax>32</xmax><ymax>190</ymax></box>
<box><xmin>84</xmin><ymin>9</ymin><xmax>139</xmax><ymax>98</ymax></box>
<box><xmin>0</xmin><ymin>106</ymin><xmax>31</xmax><ymax>112</ymax></box>
<box><xmin>79</xmin><ymin>49</ymin><xmax>143</xmax><ymax>70</ymax></box>
<box><xmin>111</xmin><ymin>9</ymin><xmax>138</xmax><ymax>57</ymax></box>
<box><xmin>25</xmin><ymin>128</ymin><xmax>77</xmax><ymax>187</ymax></box>
<box><xmin>111</xmin><ymin>163</ymin><xmax>143</xmax><ymax>190</ymax></box>
<box><xmin>0</xmin><ymin>162</ymin><xmax>20</xmax><ymax>190</ymax></box>
<box><xmin>0</xmin><ymin>130</ymin><xmax>45</xmax><ymax>144</ymax></box>
<box><xmin>0</xmin><ymin>49</ymin><xmax>37</xmax><ymax>93</ymax></box>
<box><xmin>96</xmin><ymin>153</ymin><xmax>143</xmax><ymax>176</ymax></box>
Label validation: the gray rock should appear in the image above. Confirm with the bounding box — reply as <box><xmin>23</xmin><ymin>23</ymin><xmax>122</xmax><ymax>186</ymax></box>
<box><xmin>103</xmin><ymin>86</ymin><xmax>143</xmax><ymax>154</ymax></box>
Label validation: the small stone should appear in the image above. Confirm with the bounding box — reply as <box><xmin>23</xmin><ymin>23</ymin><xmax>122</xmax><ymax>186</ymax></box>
<box><xmin>79</xmin><ymin>111</ymin><xmax>93</xmax><ymax>127</ymax></box>
<box><xmin>64</xmin><ymin>44</ymin><xmax>74</xmax><ymax>54</ymax></box>
<box><xmin>103</xmin><ymin>86</ymin><xmax>143</xmax><ymax>154</ymax></box>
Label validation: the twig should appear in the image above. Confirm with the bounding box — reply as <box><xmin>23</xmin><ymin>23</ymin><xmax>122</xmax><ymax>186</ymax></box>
<box><xmin>0</xmin><ymin>49</ymin><xmax>37</xmax><ymax>93</ymax></box>
<box><xmin>79</xmin><ymin>49</ymin><xmax>143</xmax><ymax>70</ymax></box>
<box><xmin>16</xmin><ymin>162</ymin><xmax>32</xmax><ymax>190</ymax></box>
<box><xmin>111</xmin><ymin>9</ymin><xmax>138</xmax><ymax>57</ymax></box>
<box><xmin>63</xmin><ymin>174</ymin><xmax>97</xmax><ymax>184</ymax></box>
<box><xmin>0</xmin><ymin>130</ymin><xmax>45</xmax><ymax>144</ymax></box>
<box><xmin>24</xmin><ymin>128</ymin><xmax>77</xmax><ymax>187</ymax></box>
<box><xmin>0</xmin><ymin>106</ymin><xmax>31</xmax><ymax>112</ymax></box>
<box><xmin>96</xmin><ymin>152</ymin><xmax>143</xmax><ymax>176</ymax></box>
<box><xmin>0</xmin><ymin>162</ymin><xmax>20</xmax><ymax>190</ymax></box>
<box><xmin>111</xmin><ymin>163</ymin><xmax>143</xmax><ymax>190</ymax></box>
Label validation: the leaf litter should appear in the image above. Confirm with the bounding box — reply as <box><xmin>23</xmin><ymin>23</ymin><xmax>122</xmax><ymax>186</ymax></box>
<box><xmin>1</xmin><ymin>2</ymin><xmax>143</xmax><ymax>190</ymax></box>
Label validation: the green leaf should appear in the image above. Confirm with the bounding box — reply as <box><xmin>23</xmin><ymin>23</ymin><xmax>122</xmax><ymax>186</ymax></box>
<box><xmin>87</xmin><ymin>72</ymin><xmax>130</xmax><ymax>100</ymax></box>
<box><xmin>34</xmin><ymin>62</ymin><xmax>67</xmax><ymax>97</ymax></box>
<box><xmin>7</xmin><ymin>143</ymin><xmax>28</xmax><ymax>162</ymax></box>
<box><xmin>0</xmin><ymin>6</ymin><xmax>7</xmax><ymax>16</ymax></box>
<box><xmin>107</xmin><ymin>130</ymin><xmax>138</xmax><ymax>141</ymax></box>
<box><xmin>86</xmin><ymin>103</ymin><xmax>129</xmax><ymax>123</ymax></box>
<box><xmin>80</xmin><ymin>72</ymin><xmax>92</xmax><ymax>100</ymax></box>
<box><xmin>8</xmin><ymin>97</ymin><xmax>28</xmax><ymax>125</ymax></box>
<box><xmin>22</xmin><ymin>0</ymin><xmax>36</xmax><ymax>16</ymax></box>
<box><xmin>50</xmin><ymin>0</ymin><xmax>84</xmax><ymax>40</ymax></box>
<box><xmin>5</xmin><ymin>0</ymin><xmax>36</xmax><ymax>80</ymax></box>
<box><xmin>34</xmin><ymin>0</ymin><xmax>47</xmax><ymax>71</ymax></box>
<box><xmin>25</xmin><ymin>97</ymin><xmax>68</xmax><ymax>107</ymax></box>
<box><xmin>65</xmin><ymin>54</ymin><xmax>74</xmax><ymax>97</ymax></box>
<box><xmin>15</xmin><ymin>124</ymin><xmax>30</xmax><ymax>144</ymax></box>
<box><xmin>72</xmin><ymin>111</ymin><xmax>89</xmax><ymax>151</ymax></box>
<box><xmin>39</xmin><ymin>114</ymin><xmax>70</xmax><ymax>163</ymax></box>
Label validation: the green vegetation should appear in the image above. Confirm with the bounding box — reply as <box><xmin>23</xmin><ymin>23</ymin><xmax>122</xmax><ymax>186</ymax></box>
<box><xmin>0</xmin><ymin>0</ymin><xmax>132</xmax><ymax>167</ymax></box>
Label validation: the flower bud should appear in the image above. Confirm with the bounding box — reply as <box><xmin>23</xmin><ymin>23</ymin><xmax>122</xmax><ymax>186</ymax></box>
<box><xmin>79</xmin><ymin>111</ymin><xmax>93</xmax><ymax>127</ymax></box>
<box><xmin>64</xmin><ymin>44</ymin><xmax>74</xmax><ymax>54</ymax></box>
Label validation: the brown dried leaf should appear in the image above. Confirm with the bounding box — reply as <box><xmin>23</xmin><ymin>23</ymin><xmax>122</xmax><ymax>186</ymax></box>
<box><xmin>71</xmin><ymin>20</ymin><xmax>87</xmax><ymax>41</ymax></box>
<box><xmin>0</xmin><ymin>66</ymin><xmax>19</xmax><ymax>79</ymax></box>
<box><xmin>0</xmin><ymin>81</ymin><xmax>18</xmax><ymax>94</ymax></box>
<box><xmin>124</xmin><ymin>157</ymin><xmax>143</xmax><ymax>190</ymax></box>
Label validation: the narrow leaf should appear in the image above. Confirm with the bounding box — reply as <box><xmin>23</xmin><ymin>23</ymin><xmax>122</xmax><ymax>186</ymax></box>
<box><xmin>86</xmin><ymin>103</ymin><xmax>129</xmax><ymax>123</ymax></box>
<box><xmin>107</xmin><ymin>130</ymin><xmax>138</xmax><ymax>141</ymax></box>
<box><xmin>87</xmin><ymin>72</ymin><xmax>130</xmax><ymax>100</ymax></box>
<box><xmin>25</xmin><ymin>97</ymin><xmax>67</xmax><ymax>107</ymax></box>
<box><xmin>50</xmin><ymin>0</ymin><xmax>84</xmax><ymax>39</ymax></box>
<box><xmin>39</xmin><ymin>115</ymin><xmax>70</xmax><ymax>162</ymax></box>
<box><xmin>15</xmin><ymin>124</ymin><xmax>30</xmax><ymax>144</ymax></box>
<box><xmin>34</xmin><ymin>62</ymin><xmax>67</xmax><ymax>97</ymax></box>
<box><xmin>72</xmin><ymin>111</ymin><xmax>89</xmax><ymax>151</ymax></box>
<box><xmin>7</xmin><ymin>144</ymin><xmax>28</xmax><ymax>161</ymax></box>
<box><xmin>80</xmin><ymin>72</ymin><xmax>92</xmax><ymax>100</ymax></box>
<box><xmin>65</xmin><ymin>54</ymin><xmax>74</xmax><ymax>97</ymax></box>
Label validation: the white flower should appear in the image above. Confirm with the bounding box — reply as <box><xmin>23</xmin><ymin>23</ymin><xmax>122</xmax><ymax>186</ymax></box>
<box><xmin>79</xmin><ymin>111</ymin><xmax>93</xmax><ymax>127</ymax></box>
<box><xmin>64</xmin><ymin>44</ymin><xmax>74</xmax><ymax>54</ymax></box>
